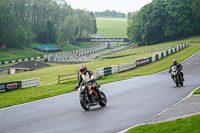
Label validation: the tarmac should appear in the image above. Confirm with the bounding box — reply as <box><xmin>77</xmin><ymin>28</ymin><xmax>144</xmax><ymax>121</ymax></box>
<box><xmin>120</xmin><ymin>90</ymin><xmax>200</xmax><ymax>133</ymax></box>
<box><xmin>119</xmin><ymin>49</ymin><xmax>200</xmax><ymax>132</ymax></box>
<box><xmin>149</xmin><ymin>93</ymin><xmax>200</xmax><ymax>123</ymax></box>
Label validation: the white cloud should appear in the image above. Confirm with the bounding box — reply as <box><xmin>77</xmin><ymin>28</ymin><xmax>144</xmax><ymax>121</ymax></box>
<box><xmin>65</xmin><ymin>0</ymin><xmax>152</xmax><ymax>14</ymax></box>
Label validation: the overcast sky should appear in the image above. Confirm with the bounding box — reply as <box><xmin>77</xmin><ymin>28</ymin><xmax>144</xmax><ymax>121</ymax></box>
<box><xmin>65</xmin><ymin>0</ymin><xmax>153</xmax><ymax>14</ymax></box>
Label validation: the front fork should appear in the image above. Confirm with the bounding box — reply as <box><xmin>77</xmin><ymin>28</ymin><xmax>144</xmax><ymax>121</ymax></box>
<box><xmin>172</xmin><ymin>75</ymin><xmax>178</xmax><ymax>81</ymax></box>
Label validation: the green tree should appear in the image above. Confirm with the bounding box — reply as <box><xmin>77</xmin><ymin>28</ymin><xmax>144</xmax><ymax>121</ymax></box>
<box><xmin>94</xmin><ymin>10</ymin><xmax>126</xmax><ymax>18</ymax></box>
<box><xmin>127</xmin><ymin>0</ymin><xmax>200</xmax><ymax>46</ymax></box>
<box><xmin>191</xmin><ymin>0</ymin><xmax>200</xmax><ymax>34</ymax></box>
<box><xmin>163</xmin><ymin>0</ymin><xmax>194</xmax><ymax>40</ymax></box>
<box><xmin>0</xmin><ymin>0</ymin><xmax>98</xmax><ymax>48</ymax></box>
<box><xmin>57</xmin><ymin>16</ymin><xmax>76</xmax><ymax>47</ymax></box>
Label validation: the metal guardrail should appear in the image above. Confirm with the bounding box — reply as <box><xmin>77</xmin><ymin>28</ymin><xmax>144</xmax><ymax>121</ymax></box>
<box><xmin>0</xmin><ymin>81</ymin><xmax>22</xmax><ymax>92</ymax></box>
<box><xmin>0</xmin><ymin>78</ymin><xmax>40</xmax><ymax>93</ymax></box>
<box><xmin>21</xmin><ymin>78</ymin><xmax>40</xmax><ymax>88</ymax></box>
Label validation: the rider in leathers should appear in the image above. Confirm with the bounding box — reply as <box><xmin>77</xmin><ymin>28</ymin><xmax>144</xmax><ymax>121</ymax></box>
<box><xmin>169</xmin><ymin>59</ymin><xmax>184</xmax><ymax>81</ymax></box>
<box><xmin>75</xmin><ymin>65</ymin><xmax>102</xmax><ymax>100</ymax></box>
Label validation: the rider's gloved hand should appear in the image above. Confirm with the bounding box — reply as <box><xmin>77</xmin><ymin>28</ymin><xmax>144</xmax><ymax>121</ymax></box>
<box><xmin>75</xmin><ymin>86</ymin><xmax>79</xmax><ymax>90</ymax></box>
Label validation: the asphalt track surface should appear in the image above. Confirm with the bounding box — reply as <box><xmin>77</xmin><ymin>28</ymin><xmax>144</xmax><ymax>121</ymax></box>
<box><xmin>0</xmin><ymin>51</ymin><xmax>200</xmax><ymax>133</ymax></box>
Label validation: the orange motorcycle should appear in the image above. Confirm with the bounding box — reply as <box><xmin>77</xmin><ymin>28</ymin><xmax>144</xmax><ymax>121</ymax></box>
<box><xmin>78</xmin><ymin>82</ymin><xmax>107</xmax><ymax>111</ymax></box>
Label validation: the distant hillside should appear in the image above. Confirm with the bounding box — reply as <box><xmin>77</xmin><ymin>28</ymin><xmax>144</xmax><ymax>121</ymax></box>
<box><xmin>96</xmin><ymin>18</ymin><xmax>128</xmax><ymax>38</ymax></box>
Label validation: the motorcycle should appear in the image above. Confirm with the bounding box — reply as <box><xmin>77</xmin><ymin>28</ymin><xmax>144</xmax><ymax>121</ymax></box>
<box><xmin>78</xmin><ymin>82</ymin><xmax>107</xmax><ymax>111</ymax></box>
<box><xmin>170</xmin><ymin>65</ymin><xmax>184</xmax><ymax>87</ymax></box>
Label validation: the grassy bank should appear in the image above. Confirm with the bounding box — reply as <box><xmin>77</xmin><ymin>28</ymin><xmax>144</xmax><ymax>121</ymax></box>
<box><xmin>0</xmin><ymin>49</ymin><xmax>44</xmax><ymax>62</ymax></box>
<box><xmin>193</xmin><ymin>88</ymin><xmax>200</xmax><ymax>94</ymax></box>
<box><xmin>96</xmin><ymin>18</ymin><xmax>128</xmax><ymax>38</ymax></box>
<box><xmin>126</xmin><ymin>115</ymin><xmax>200</xmax><ymax>133</ymax></box>
<box><xmin>0</xmin><ymin>36</ymin><xmax>200</xmax><ymax>108</ymax></box>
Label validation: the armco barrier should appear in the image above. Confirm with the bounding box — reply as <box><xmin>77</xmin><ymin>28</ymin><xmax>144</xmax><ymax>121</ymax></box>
<box><xmin>112</xmin><ymin>65</ymin><xmax>119</xmax><ymax>74</ymax></box>
<box><xmin>0</xmin><ymin>81</ymin><xmax>22</xmax><ymax>92</ymax></box>
<box><xmin>104</xmin><ymin>67</ymin><xmax>112</xmax><ymax>76</ymax></box>
<box><xmin>0</xmin><ymin>78</ymin><xmax>40</xmax><ymax>93</ymax></box>
<box><xmin>95</xmin><ymin>42</ymin><xmax>189</xmax><ymax>79</ymax></box>
<box><xmin>21</xmin><ymin>78</ymin><xmax>40</xmax><ymax>88</ymax></box>
<box><xmin>95</xmin><ymin>68</ymin><xmax>104</xmax><ymax>79</ymax></box>
<box><xmin>152</xmin><ymin>55</ymin><xmax>156</xmax><ymax>62</ymax></box>
<box><xmin>119</xmin><ymin>61</ymin><xmax>136</xmax><ymax>72</ymax></box>
<box><xmin>136</xmin><ymin>58</ymin><xmax>151</xmax><ymax>67</ymax></box>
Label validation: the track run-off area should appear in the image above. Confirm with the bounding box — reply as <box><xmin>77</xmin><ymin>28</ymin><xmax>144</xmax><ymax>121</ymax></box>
<box><xmin>0</xmin><ymin>50</ymin><xmax>200</xmax><ymax>133</ymax></box>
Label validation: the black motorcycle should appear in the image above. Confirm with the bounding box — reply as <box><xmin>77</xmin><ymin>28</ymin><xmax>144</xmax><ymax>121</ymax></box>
<box><xmin>170</xmin><ymin>65</ymin><xmax>184</xmax><ymax>87</ymax></box>
<box><xmin>77</xmin><ymin>83</ymin><xmax>107</xmax><ymax>111</ymax></box>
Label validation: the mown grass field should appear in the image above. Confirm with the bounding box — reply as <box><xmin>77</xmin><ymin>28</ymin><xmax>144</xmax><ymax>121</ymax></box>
<box><xmin>0</xmin><ymin>36</ymin><xmax>200</xmax><ymax>108</ymax></box>
<box><xmin>96</xmin><ymin>17</ymin><xmax>128</xmax><ymax>38</ymax></box>
<box><xmin>0</xmin><ymin>48</ymin><xmax>44</xmax><ymax>62</ymax></box>
<box><xmin>126</xmin><ymin>115</ymin><xmax>200</xmax><ymax>133</ymax></box>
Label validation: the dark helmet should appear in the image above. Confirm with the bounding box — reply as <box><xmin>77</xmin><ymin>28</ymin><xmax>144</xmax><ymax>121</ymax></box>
<box><xmin>173</xmin><ymin>59</ymin><xmax>177</xmax><ymax>65</ymax></box>
<box><xmin>80</xmin><ymin>65</ymin><xmax>87</xmax><ymax>74</ymax></box>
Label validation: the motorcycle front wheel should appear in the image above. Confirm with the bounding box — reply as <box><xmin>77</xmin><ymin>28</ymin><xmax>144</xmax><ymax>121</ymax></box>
<box><xmin>99</xmin><ymin>91</ymin><xmax>107</xmax><ymax>107</ymax></box>
<box><xmin>179</xmin><ymin>80</ymin><xmax>184</xmax><ymax>86</ymax></box>
<box><xmin>176</xmin><ymin>80</ymin><xmax>180</xmax><ymax>87</ymax></box>
<box><xmin>80</xmin><ymin>94</ymin><xmax>91</xmax><ymax>111</ymax></box>
<box><xmin>174</xmin><ymin>76</ymin><xmax>180</xmax><ymax>87</ymax></box>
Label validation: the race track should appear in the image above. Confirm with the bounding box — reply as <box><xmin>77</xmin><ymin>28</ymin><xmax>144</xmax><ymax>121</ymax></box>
<box><xmin>0</xmin><ymin>51</ymin><xmax>200</xmax><ymax>133</ymax></box>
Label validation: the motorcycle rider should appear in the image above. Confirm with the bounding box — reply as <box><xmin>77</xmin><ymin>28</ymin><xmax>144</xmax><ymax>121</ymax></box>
<box><xmin>169</xmin><ymin>59</ymin><xmax>184</xmax><ymax>81</ymax></box>
<box><xmin>75</xmin><ymin>65</ymin><xmax>102</xmax><ymax>100</ymax></box>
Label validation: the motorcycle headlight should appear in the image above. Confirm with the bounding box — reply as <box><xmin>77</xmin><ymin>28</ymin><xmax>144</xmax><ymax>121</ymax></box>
<box><xmin>78</xmin><ymin>86</ymin><xmax>85</xmax><ymax>95</ymax></box>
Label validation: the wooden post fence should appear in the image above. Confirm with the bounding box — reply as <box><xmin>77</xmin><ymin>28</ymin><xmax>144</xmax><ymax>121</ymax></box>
<box><xmin>58</xmin><ymin>71</ymin><xmax>79</xmax><ymax>84</ymax></box>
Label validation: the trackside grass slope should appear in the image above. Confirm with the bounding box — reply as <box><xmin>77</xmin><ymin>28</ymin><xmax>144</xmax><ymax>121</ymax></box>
<box><xmin>96</xmin><ymin>18</ymin><xmax>128</xmax><ymax>38</ymax></box>
<box><xmin>193</xmin><ymin>88</ymin><xmax>200</xmax><ymax>94</ymax></box>
<box><xmin>126</xmin><ymin>115</ymin><xmax>200</xmax><ymax>133</ymax></box>
<box><xmin>0</xmin><ymin>36</ymin><xmax>200</xmax><ymax>108</ymax></box>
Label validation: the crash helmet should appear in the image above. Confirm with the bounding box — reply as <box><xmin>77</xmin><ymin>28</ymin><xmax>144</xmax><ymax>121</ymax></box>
<box><xmin>173</xmin><ymin>59</ymin><xmax>177</xmax><ymax>65</ymax></box>
<box><xmin>80</xmin><ymin>65</ymin><xmax>87</xmax><ymax>74</ymax></box>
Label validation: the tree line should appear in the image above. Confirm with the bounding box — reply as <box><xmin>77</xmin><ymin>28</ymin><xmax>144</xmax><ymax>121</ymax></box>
<box><xmin>94</xmin><ymin>10</ymin><xmax>126</xmax><ymax>18</ymax></box>
<box><xmin>127</xmin><ymin>0</ymin><xmax>200</xmax><ymax>46</ymax></box>
<box><xmin>0</xmin><ymin>0</ymin><xmax>97</xmax><ymax>48</ymax></box>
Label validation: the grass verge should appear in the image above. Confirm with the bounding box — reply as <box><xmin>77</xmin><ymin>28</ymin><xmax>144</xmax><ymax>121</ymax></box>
<box><xmin>193</xmin><ymin>88</ymin><xmax>200</xmax><ymax>94</ymax></box>
<box><xmin>126</xmin><ymin>115</ymin><xmax>200</xmax><ymax>133</ymax></box>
